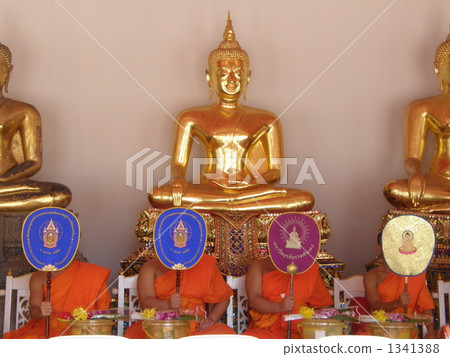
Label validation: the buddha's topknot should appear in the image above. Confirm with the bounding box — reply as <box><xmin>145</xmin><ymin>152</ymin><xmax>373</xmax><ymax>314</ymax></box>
<box><xmin>0</xmin><ymin>42</ymin><xmax>12</xmax><ymax>65</ymax></box>
<box><xmin>208</xmin><ymin>12</ymin><xmax>249</xmax><ymax>75</ymax></box>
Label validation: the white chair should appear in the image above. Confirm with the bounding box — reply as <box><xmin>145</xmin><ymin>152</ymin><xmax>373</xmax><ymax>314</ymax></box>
<box><xmin>333</xmin><ymin>275</ymin><xmax>366</xmax><ymax>311</ymax></box>
<box><xmin>226</xmin><ymin>275</ymin><xmax>248</xmax><ymax>335</ymax></box>
<box><xmin>117</xmin><ymin>274</ymin><xmax>140</xmax><ymax>336</ymax></box>
<box><xmin>438</xmin><ymin>279</ymin><xmax>450</xmax><ymax>328</ymax></box>
<box><xmin>3</xmin><ymin>272</ymin><xmax>33</xmax><ymax>333</ymax></box>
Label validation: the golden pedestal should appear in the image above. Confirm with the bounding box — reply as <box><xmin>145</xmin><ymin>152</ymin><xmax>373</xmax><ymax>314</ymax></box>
<box><xmin>121</xmin><ymin>208</ymin><xmax>345</xmax><ymax>287</ymax></box>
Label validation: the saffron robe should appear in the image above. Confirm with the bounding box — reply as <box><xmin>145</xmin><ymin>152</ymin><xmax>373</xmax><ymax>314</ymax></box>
<box><xmin>3</xmin><ymin>260</ymin><xmax>111</xmax><ymax>339</ymax></box>
<box><xmin>377</xmin><ymin>272</ymin><xmax>434</xmax><ymax>315</ymax></box>
<box><xmin>242</xmin><ymin>263</ymin><xmax>333</xmax><ymax>339</ymax></box>
<box><xmin>354</xmin><ymin>271</ymin><xmax>435</xmax><ymax>336</ymax></box>
<box><xmin>124</xmin><ymin>254</ymin><xmax>235</xmax><ymax>338</ymax></box>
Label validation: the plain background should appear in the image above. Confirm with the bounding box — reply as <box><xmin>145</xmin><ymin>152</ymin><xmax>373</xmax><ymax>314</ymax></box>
<box><xmin>0</xmin><ymin>0</ymin><xmax>448</xmax><ymax>288</ymax></box>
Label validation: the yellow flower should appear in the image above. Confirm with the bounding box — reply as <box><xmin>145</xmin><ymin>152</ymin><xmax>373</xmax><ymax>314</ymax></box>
<box><xmin>142</xmin><ymin>308</ymin><xmax>157</xmax><ymax>320</ymax></box>
<box><xmin>372</xmin><ymin>310</ymin><xmax>388</xmax><ymax>323</ymax></box>
<box><xmin>299</xmin><ymin>306</ymin><xmax>315</xmax><ymax>319</ymax></box>
<box><xmin>72</xmin><ymin>307</ymin><xmax>88</xmax><ymax>321</ymax></box>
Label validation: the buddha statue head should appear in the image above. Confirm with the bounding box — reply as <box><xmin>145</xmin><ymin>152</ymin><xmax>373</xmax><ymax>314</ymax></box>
<box><xmin>0</xmin><ymin>42</ymin><xmax>13</xmax><ymax>93</ymax></box>
<box><xmin>434</xmin><ymin>34</ymin><xmax>450</xmax><ymax>91</ymax></box>
<box><xmin>206</xmin><ymin>12</ymin><xmax>251</xmax><ymax>101</ymax></box>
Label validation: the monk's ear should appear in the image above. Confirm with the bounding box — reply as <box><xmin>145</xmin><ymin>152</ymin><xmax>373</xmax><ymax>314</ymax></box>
<box><xmin>376</xmin><ymin>244</ymin><xmax>382</xmax><ymax>255</ymax></box>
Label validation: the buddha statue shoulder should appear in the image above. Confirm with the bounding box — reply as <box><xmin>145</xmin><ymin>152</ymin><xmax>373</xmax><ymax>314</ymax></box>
<box><xmin>0</xmin><ymin>42</ymin><xmax>71</xmax><ymax>212</ymax></box>
<box><xmin>384</xmin><ymin>33</ymin><xmax>450</xmax><ymax>213</ymax></box>
<box><xmin>149</xmin><ymin>13</ymin><xmax>314</xmax><ymax>213</ymax></box>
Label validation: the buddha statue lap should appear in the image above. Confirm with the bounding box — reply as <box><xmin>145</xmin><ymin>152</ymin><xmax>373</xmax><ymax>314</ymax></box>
<box><xmin>384</xmin><ymin>34</ymin><xmax>450</xmax><ymax>213</ymax></box>
<box><xmin>0</xmin><ymin>42</ymin><xmax>71</xmax><ymax>213</ymax></box>
<box><xmin>149</xmin><ymin>13</ymin><xmax>314</xmax><ymax>213</ymax></box>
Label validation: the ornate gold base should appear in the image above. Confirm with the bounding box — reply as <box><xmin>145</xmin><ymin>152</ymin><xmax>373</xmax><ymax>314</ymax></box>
<box><xmin>317</xmin><ymin>250</ymin><xmax>346</xmax><ymax>290</ymax></box>
<box><xmin>121</xmin><ymin>208</ymin><xmax>345</xmax><ymax>285</ymax></box>
<box><xmin>0</xmin><ymin>212</ymin><xmax>34</xmax><ymax>288</ymax></box>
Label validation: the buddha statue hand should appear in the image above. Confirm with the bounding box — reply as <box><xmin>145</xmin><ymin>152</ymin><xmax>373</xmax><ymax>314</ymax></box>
<box><xmin>408</xmin><ymin>172</ymin><xmax>425</xmax><ymax>208</ymax></box>
<box><xmin>0</xmin><ymin>161</ymin><xmax>37</xmax><ymax>183</ymax></box>
<box><xmin>171</xmin><ymin>176</ymin><xmax>187</xmax><ymax>207</ymax></box>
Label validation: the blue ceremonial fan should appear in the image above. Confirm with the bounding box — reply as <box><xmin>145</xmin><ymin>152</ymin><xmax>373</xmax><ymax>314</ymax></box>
<box><xmin>22</xmin><ymin>207</ymin><xmax>80</xmax><ymax>271</ymax></box>
<box><xmin>153</xmin><ymin>207</ymin><xmax>207</xmax><ymax>270</ymax></box>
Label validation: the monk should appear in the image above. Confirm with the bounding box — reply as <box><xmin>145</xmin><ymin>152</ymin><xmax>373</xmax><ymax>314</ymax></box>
<box><xmin>124</xmin><ymin>254</ymin><xmax>236</xmax><ymax>338</ymax></box>
<box><xmin>149</xmin><ymin>13</ymin><xmax>314</xmax><ymax>213</ymax></box>
<box><xmin>242</xmin><ymin>258</ymin><xmax>333</xmax><ymax>339</ymax></box>
<box><xmin>0</xmin><ymin>41</ymin><xmax>71</xmax><ymax>212</ymax></box>
<box><xmin>2</xmin><ymin>260</ymin><xmax>111</xmax><ymax>338</ymax></box>
<box><xmin>364</xmin><ymin>241</ymin><xmax>436</xmax><ymax>338</ymax></box>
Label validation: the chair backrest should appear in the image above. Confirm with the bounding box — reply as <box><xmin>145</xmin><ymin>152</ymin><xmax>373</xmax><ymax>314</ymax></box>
<box><xmin>3</xmin><ymin>272</ymin><xmax>33</xmax><ymax>334</ymax></box>
<box><xmin>438</xmin><ymin>279</ymin><xmax>450</xmax><ymax>328</ymax></box>
<box><xmin>333</xmin><ymin>275</ymin><xmax>365</xmax><ymax>310</ymax></box>
<box><xmin>117</xmin><ymin>274</ymin><xmax>140</xmax><ymax>336</ymax></box>
<box><xmin>226</xmin><ymin>275</ymin><xmax>248</xmax><ymax>335</ymax></box>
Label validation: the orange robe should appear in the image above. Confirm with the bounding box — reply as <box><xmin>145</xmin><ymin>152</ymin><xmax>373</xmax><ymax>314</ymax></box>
<box><xmin>3</xmin><ymin>260</ymin><xmax>111</xmax><ymax>339</ymax></box>
<box><xmin>124</xmin><ymin>254</ymin><xmax>236</xmax><ymax>338</ymax></box>
<box><xmin>377</xmin><ymin>272</ymin><xmax>434</xmax><ymax>315</ymax></box>
<box><xmin>243</xmin><ymin>263</ymin><xmax>333</xmax><ymax>339</ymax></box>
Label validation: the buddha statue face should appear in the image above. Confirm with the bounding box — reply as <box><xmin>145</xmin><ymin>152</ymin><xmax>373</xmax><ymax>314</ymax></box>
<box><xmin>216</xmin><ymin>59</ymin><xmax>244</xmax><ymax>97</ymax></box>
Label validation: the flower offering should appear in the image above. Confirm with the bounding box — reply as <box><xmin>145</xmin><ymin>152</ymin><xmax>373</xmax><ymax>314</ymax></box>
<box><xmin>365</xmin><ymin>309</ymin><xmax>426</xmax><ymax>339</ymax></box>
<box><xmin>296</xmin><ymin>306</ymin><xmax>358</xmax><ymax>322</ymax></box>
<box><xmin>291</xmin><ymin>306</ymin><xmax>358</xmax><ymax>338</ymax></box>
<box><xmin>57</xmin><ymin>307</ymin><xmax>128</xmax><ymax>335</ymax></box>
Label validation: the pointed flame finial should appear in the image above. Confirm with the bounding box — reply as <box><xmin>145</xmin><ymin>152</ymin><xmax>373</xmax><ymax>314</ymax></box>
<box><xmin>223</xmin><ymin>11</ymin><xmax>236</xmax><ymax>42</ymax></box>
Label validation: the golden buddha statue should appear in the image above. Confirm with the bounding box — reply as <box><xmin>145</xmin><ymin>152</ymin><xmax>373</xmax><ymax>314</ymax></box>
<box><xmin>0</xmin><ymin>42</ymin><xmax>71</xmax><ymax>212</ymax></box>
<box><xmin>384</xmin><ymin>33</ymin><xmax>450</xmax><ymax>213</ymax></box>
<box><xmin>149</xmin><ymin>13</ymin><xmax>314</xmax><ymax>212</ymax></box>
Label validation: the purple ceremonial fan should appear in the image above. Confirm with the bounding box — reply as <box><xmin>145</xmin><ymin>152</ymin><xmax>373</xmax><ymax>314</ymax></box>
<box><xmin>268</xmin><ymin>213</ymin><xmax>320</xmax><ymax>274</ymax></box>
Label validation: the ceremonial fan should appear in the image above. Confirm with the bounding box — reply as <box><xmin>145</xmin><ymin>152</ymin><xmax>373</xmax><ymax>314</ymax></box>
<box><xmin>153</xmin><ymin>208</ymin><xmax>207</xmax><ymax>295</ymax></box>
<box><xmin>381</xmin><ymin>215</ymin><xmax>436</xmax><ymax>314</ymax></box>
<box><xmin>268</xmin><ymin>212</ymin><xmax>321</xmax><ymax>338</ymax></box>
<box><xmin>22</xmin><ymin>207</ymin><xmax>80</xmax><ymax>339</ymax></box>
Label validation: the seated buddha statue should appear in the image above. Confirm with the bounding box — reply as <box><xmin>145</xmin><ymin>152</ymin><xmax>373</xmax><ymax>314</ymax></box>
<box><xmin>0</xmin><ymin>42</ymin><xmax>71</xmax><ymax>212</ymax></box>
<box><xmin>384</xmin><ymin>33</ymin><xmax>450</xmax><ymax>213</ymax></box>
<box><xmin>149</xmin><ymin>14</ymin><xmax>314</xmax><ymax>213</ymax></box>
